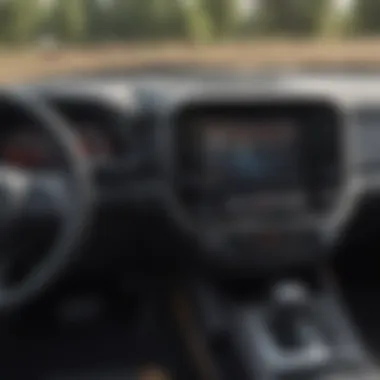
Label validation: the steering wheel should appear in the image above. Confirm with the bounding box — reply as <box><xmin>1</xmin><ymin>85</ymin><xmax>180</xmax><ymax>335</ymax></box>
<box><xmin>0</xmin><ymin>90</ymin><xmax>93</xmax><ymax>311</ymax></box>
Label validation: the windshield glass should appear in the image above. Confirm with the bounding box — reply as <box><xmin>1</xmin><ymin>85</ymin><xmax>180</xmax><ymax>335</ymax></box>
<box><xmin>0</xmin><ymin>0</ymin><xmax>378</xmax><ymax>82</ymax></box>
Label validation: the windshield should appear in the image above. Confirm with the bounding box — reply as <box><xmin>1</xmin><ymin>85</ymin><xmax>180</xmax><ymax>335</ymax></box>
<box><xmin>0</xmin><ymin>0</ymin><xmax>379</xmax><ymax>82</ymax></box>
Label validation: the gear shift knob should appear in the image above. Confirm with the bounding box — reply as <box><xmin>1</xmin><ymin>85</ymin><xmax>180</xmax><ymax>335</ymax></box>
<box><xmin>268</xmin><ymin>281</ymin><xmax>311</xmax><ymax>348</ymax></box>
<box><xmin>271</xmin><ymin>281</ymin><xmax>309</xmax><ymax>308</ymax></box>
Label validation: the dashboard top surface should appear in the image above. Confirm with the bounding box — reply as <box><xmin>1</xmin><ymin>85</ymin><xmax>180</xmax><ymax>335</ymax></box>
<box><xmin>17</xmin><ymin>81</ymin><xmax>139</xmax><ymax>111</ymax></box>
<box><xmin>16</xmin><ymin>69</ymin><xmax>380</xmax><ymax>109</ymax></box>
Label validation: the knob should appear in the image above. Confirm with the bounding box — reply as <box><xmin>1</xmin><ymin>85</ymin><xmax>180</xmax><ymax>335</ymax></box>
<box><xmin>271</xmin><ymin>281</ymin><xmax>309</xmax><ymax>308</ymax></box>
<box><xmin>268</xmin><ymin>281</ymin><xmax>311</xmax><ymax>349</ymax></box>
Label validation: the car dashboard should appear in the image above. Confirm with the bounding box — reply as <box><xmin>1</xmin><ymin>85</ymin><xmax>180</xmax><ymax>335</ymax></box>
<box><xmin>1</xmin><ymin>71</ymin><xmax>380</xmax><ymax>380</ymax></box>
<box><xmin>4</xmin><ymin>73</ymin><xmax>380</xmax><ymax>273</ymax></box>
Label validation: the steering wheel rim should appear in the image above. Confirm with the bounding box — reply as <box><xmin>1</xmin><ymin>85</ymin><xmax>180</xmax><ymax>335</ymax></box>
<box><xmin>0</xmin><ymin>89</ymin><xmax>93</xmax><ymax>311</ymax></box>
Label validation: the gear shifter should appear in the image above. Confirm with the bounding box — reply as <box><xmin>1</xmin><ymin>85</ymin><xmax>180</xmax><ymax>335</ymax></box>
<box><xmin>231</xmin><ymin>278</ymin><xmax>376</xmax><ymax>380</ymax></box>
<box><xmin>232</xmin><ymin>280</ymin><xmax>334</xmax><ymax>380</ymax></box>
<box><xmin>268</xmin><ymin>281</ymin><xmax>312</xmax><ymax>349</ymax></box>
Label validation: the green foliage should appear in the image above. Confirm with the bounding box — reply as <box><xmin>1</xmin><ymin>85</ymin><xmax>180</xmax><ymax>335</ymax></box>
<box><xmin>319</xmin><ymin>2</ymin><xmax>354</xmax><ymax>38</ymax></box>
<box><xmin>53</xmin><ymin>0</ymin><xmax>87</xmax><ymax>43</ymax></box>
<box><xmin>0</xmin><ymin>0</ymin><xmax>370</xmax><ymax>46</ymax></box>
<box><xmin>255</xmin><ymin>0</ymin><xmax>330</xmax><ymax>37</ymax></box>
<box><xmin>111</xmin><ymin>0</ymin><xmax>187</xmax><ymax>41</ymax></box>
<box><xmin>4</xmin><ymin>0</ymin><xmax>41</xmax><ymax>44</ymax></box>
<box><xmin>0</xmin><ymin>1</ymin><xmax>12</xmax><ymax>42</ymax></box>
<box><xmin>341</xmin><ymin>7</ymin><xmax>357</xmax><ymax>38</ymax></box>
<box><xmin>152</xmin><ymin>0</ymin><xmax>188</xmax><ymax>40</ymax></box>
<box><xmin>352</xmin><ymin>0</ymin><xmax>380</xmax><ymax>36</ymax></box>
<box><xmin>319</xmin><ymin>1</ymin><xmax>341</xmax><ymax>37</ymax></box>
<box><xmin>112</xmin><ymin>0</ymin><xmax>153</xmax><ymax>40</ymax></box>
<box><xmin>84</xmin><ymin>0</ymin><xmax>110</xmax><ymax>42</ymax></box>
<box><xmin>182</xmin><ymin>0</ymin><xmax>214</xmax><ymax>43</ymax></box>
<box><xmin>203</xmin><ymin>0</ymin><xmax>239</xmax><ymax>39</ymax></box>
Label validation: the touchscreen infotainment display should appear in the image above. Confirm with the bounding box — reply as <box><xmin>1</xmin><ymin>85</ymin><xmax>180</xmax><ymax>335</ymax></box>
<box><xmin>202</xmin><ymin>119</ymin><xmax>300</xmax><ymax>191</ymax></box>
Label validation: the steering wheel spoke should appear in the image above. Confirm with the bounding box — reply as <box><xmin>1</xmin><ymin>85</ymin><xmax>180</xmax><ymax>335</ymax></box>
<box><xmin>0</xmin><ymin>165</ymin><xmax>31</xmax><ymax>235</ymax></box>
<box><xmin>0</xmin><ymin>165</ymin><xmax>72</xmax><ymax>224</ymax></box>
<box><xmin>26</xmin><ymin>172</ymin><xmax>72</xmax><ymax>220</ymax></box>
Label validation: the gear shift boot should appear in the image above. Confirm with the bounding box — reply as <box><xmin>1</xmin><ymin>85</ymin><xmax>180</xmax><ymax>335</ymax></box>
<box><xmin>231</xmin><ymin>280</ymin><xmax>373</xmax><ymax>380</ymax></box>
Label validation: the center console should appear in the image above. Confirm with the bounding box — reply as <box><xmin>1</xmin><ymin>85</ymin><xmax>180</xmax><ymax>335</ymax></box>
<box><xmin>171</xmin><ymin>99</ymin><xmax>344</xmax><ymax>272</ymax></box>
<box><xmin>191</xmin><ymin>275</ymin><xmax>376</xmax><ymax>380</ymax></box>
<box><xmin>231</xmin><ymin>279</ymin><xmax>374</xmax><ymax>380</ymax></box>
<box><xmin>162</xmin><ymin>96</ymin><xmax>375</xmax><ymax>380</ymax></box>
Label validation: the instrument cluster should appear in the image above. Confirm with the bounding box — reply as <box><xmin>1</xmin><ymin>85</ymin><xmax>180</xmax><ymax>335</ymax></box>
<box><xmin>0</xmin><ymin>99</ymin><xmax>123</xmax><ymax>170</ymax></box>
<box><xmin>1</xmin><ymin>123</ymin><xmax>114</xmax><ymax>169</ymax></box>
